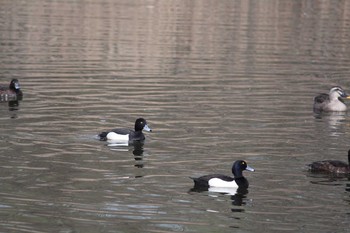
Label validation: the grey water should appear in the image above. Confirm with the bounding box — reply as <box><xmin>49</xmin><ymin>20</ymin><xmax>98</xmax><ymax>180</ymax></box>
<box><xmin>1</xmin><ymin>0</ymin><xmax>350</xmax><ymax>232</ymax></box>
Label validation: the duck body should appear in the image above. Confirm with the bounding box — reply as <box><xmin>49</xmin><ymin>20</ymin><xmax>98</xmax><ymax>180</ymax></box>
<box><xmin>308</xmin><ymin>150</ymin><xmax>350</xmax><ymax>174</ymax></box>
<box><xmin>192</xmin><ymin>174</ymin><xmax>249</xmax><ymax>188</ymax></box>
<box><xmin>191</xmin><ymin>174</ymin><xmax>236</xmax><ymax>188</ymax></box>
<box><xmin>0</xmin><ymin>79</ymin><xmax>22</xmax><ymax>101</ymax></box>
<box><xmin>190</xmin><ymin>160</ymin><xmax>254</xmax><ymax>189</ymax></box>
<box><xmin>99</xmin><ymin>118</ymin><xmax>152</xmax><ymax>143</ymax></box>
<box><xmin>101</xmin><ymin>128</ymin><xmax>145</xmax><ymax>141</ymax></box>
<box><xmin>313</xmin><ymin>86</ymin><xmax>350</xmax><ymax>112</ymax></box>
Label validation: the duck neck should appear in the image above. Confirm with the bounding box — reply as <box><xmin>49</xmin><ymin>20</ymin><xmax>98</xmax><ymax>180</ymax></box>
<box><xmin>134</xmin><ymin>130</ymin><xmax>142</xmax><ymax>135</ymax></box>
<box><xmin>329</xmin><ymin>90</ymin><xmax>340</xmax><ymax>101</ymax></box>
<box><xmin>235</xmin><ymin>177</ymin><xmax>249</xmax><ymax>188</ymax></box>
<box><xmin>233</xmin><ymin>170</ymin><xmax>243</xmax><ymax>178</ymax></box>
<box><xmin>338</xmin><ymin>97</ymin><xmax>345</xmax><ymax>104</ymax></box>
<box><xmin>133</xmin><ymin>130</ymin><xmax>145</xmax><ymax>140</ymax></box>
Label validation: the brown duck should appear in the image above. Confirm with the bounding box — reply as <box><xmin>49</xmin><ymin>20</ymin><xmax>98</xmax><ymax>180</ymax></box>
<box><xmin>308</xmin><ymin>150</ymin><xmax>350</xmax><ymax>174</ymax></box>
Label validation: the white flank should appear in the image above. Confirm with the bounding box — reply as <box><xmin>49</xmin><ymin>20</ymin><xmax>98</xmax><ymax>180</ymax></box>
<box><xmin>208</xmin><ymin>178</ymin><xmax>238</xmax><ymax>188</ymax></box>
<box><xmin>106</xmin><ymin>132</ymin><xmax>129</xmax><ymax>142</ymax></box>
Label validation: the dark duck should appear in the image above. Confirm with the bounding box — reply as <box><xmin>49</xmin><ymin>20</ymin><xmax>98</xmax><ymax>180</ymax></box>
<box><xmin>0</xmin><ymin>79</ymin><xmax>23</xmax><ymax>100</ymax></box>
<box><xmin>99</xmin><ymin>118</ymin><xmax>152</xmax><ymax>142</ymax></box>
<box><xmin>190</xmin><ymin>160</ymin><xmax>255</xmax><ymax>189</ymax></box>
<box><xmin>308</xmin><ymin>150</ymin><xmax>350</xmax><ymax>174</ymax></box>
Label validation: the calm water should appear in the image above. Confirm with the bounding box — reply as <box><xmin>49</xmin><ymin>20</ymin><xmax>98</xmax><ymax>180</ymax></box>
<box><xmin>1</xmin><ymin>0</ymin><xmax>350</xmax><ymax>232</ymax></box>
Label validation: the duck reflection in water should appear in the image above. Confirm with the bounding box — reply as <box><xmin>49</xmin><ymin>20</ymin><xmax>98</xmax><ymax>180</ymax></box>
<box><xmin>346</xmin><ymin>182</ymin><xmax>350</xmax><ymax>193</ymax></box>
<box><xmin>108</xmin><ymin>141</ymin><xmax>146</xmax><ymax>168</ymax></box>
<box><xmin>1</xmin><ymin>98</ymin><xmax>23</xmax><ymax>119</ymax></box>
<box><xmin>314</xmin><ymin>111</ymin><xmax>346</xmax><ymax>133</ymax></box>
<box><xmin>190</xmin><ymin>185</ymin><xmax>250</xmax><ymax>211</ymax></box>
<box><xmin>132</xmin><ymin>141</ymin><xmax>145</xmax><ymax>168</ymax></box>
<box><xmin>307</xmin><ymin>174</ymin><xmax>350</xmax><ymax>196</ymax></box>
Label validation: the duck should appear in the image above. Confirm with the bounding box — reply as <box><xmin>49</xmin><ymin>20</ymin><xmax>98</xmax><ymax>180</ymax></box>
<box><xmin>0</xmin><ymin>79</ymin><xmax>23</xmax><ymax>100</ymax></box>
<box><xmin>308</xmin><ymin>150</ymin><xmax>350</xmax><ymax>174</ymax></box>
<box><xmin>190</xmin><ymin>160</ymin><xmax>255</xmax><ymax>189</ymax></box>
<box><xmin>313</xmin><ymin>86</ymin><xmax>350</xmax><ymax>112</ymax></box>
<box><xmin>98</xmin><ymin>118</ymin><xmax>152</xmax><ymax>142</ymax></box>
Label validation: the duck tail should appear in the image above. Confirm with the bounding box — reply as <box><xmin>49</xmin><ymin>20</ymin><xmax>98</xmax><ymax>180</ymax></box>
<box><xmin>98</xmin><ymin>132</ymin><xmax>108</xmax><ymax>141</ymax></box>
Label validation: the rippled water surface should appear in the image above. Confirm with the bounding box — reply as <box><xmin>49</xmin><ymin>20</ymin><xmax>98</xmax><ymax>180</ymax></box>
<box><xmin>1</xmin><ymin>0</ymin><xmax>350</xmax><ymax>232</ymax></box>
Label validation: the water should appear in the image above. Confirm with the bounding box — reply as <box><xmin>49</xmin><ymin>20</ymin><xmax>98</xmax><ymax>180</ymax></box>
<box><xmin>1</xmin><ymin>0</ymin><xmax>350</xmax><ymax>232</ymax></box>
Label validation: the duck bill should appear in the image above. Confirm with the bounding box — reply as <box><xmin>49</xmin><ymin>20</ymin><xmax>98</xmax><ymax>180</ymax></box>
<box><xmin>245</xmin><ymin>165</ymin><xmax>255</xmax><ymax>172</ymax></box>
<box><xmin>143</xmin><ymin>124</ymin><xmax>152</xmax><ymax>132</ymax></box>
<box><xmin>14</xmin><ymin>83</ymin><xmax>20</xmax><ymax>90</ymax></box>
<box><xmin>342</xmin><ymin>92</ymin><xmax>350</xmax><ymax>99</ymax></box>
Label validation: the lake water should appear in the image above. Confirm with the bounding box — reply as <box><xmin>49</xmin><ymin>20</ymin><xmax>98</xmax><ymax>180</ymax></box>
<box><xmin>1</xmin><ymin>0</ymin><xmax>350</xmax><ymax>232</ymax></box>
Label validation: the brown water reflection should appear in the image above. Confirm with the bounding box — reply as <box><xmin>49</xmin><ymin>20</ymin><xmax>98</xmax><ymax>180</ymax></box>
<box><xmin>1</xmin><ymin>0</ymin><xmax>350</xmax><ymax>232</ymax></box>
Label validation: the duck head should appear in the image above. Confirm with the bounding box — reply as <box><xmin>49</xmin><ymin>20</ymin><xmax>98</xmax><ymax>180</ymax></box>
<box><xmin>135</xmin><ymin>118</ymin><xmax>152</xmax><ymax>132</ymax></box>
<box><xmin>232</xmin><ymin>160</ymin><xmax>255</xmax><ymax>178</ymax></box>
<box><xmin>9</xmin><ymin>79</ymin><xmax>21</xmax><ymax>93</ymax></box>
<box><xmin>329</xmin><ymin>86</ymin><xmax>350</xmax><ymax>100</ymax></box>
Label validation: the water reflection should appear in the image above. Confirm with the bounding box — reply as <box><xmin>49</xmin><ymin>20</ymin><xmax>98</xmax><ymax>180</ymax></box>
<box><xmin>309</xmin><ymin>176</ymin><xmax>350</xmax><ymax>213</ymax></box>
<box><xmin>108</xmin><ymin>141</ymin><xmax>145</xmax><ymax>168</ymax></box>
<box><xmin>8</xmin><ymin>100</ymin><xmax>20</xmax><ymax>110</ymax></box>
<box><xmin>0</xmin><ymin>96</ymin><xmax>22</xmax><ymax>119</ymax></box>
<box><xmin>346</xmin><ymin>183</ymin><xmax>350</xmax><ymax>193</ymax></box>
<box><xmin>307</xmin><ymin>173</ymin><xmax>350</xmax><ymax>195</ymax></box>
<box><xmin>314</xmin><ymin>112</ymin><xmax>346</xmax><ymax>129</ymax></box>
<box><xmin>1</xmin><ymin>99</ymin><xmax>21</xmax><ymax>109</ymax></box>
<box><xmin>230</xmin><ymin>190</ymin><xmax>249</xmax><ymax>210</ymax></box>
<box><xmin>308</xmin><ymin>174</ymin><xmax>350</xmax><ymax>182</ymax></box>
<box><xmin>189</xmin><ymin>186</ymin><xmax>249</xmax><ymax>212</ymax></box>
<box><xmin>8</xmin><ymin>100</ymin><xmax>20</xmax><ymax>119</ymax></box>
<box><xmin>132</xmin><ymin>141</ymin><xmax>145</xmax><ymax>168</ymax></box>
